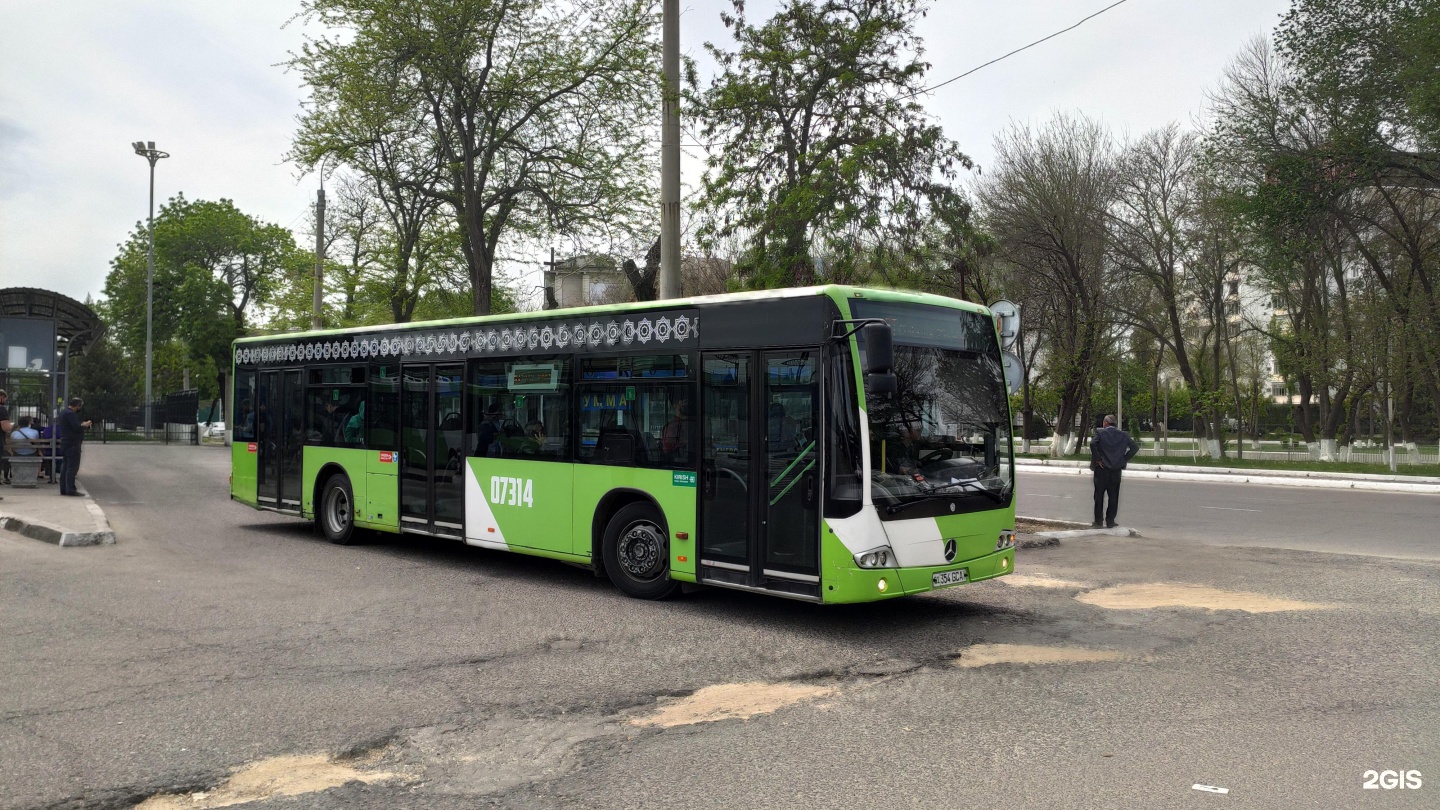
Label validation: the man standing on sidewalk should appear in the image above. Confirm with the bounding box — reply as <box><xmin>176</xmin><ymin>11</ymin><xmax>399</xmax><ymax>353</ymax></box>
<box><xmin>1091</xmin><ymin>414</ymin><xmax>1139</xmax><ymax>528</ymax></box>
<box><xmin>58</xmin><ymin>397</ymin><xmax>92</xmax><ymax>497</ymax></box>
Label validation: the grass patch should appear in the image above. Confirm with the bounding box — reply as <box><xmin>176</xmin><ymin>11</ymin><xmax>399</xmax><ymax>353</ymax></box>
<box><xmin>1017</xmin><ymin>453</ymin><xmax>1440</xmax><ymax>477</ymax></box>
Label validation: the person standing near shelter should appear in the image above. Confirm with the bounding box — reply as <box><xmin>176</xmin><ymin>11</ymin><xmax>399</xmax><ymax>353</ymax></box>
<box><xmin>58</xmin><ymin>397</ymin><xmax>93</xmax><ymax>496</ymax></box>
<box><xmin>0</xmin><ymin>388</ymin><xmax>12</xmax><ymax>485</ymax></box>
<box><xmin>1090</xmin><ymin>414</ymin><xmax>1139</xmax><ymax>528</ymax></box>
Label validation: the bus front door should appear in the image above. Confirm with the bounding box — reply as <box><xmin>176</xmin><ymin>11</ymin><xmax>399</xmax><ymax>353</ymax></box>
<box><xmin>399</xmin><ymin>363</ymin><xmax>466</xmax><ymax>538</ymax></box>
<box><xmin>699</xmin><ymin>349</ymin><xmax>820</xmax><ymax>597</ymax></box>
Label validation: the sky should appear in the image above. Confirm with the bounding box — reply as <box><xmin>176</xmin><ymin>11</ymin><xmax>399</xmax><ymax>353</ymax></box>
<box><xmin>0</xmin><ymin>0</ymin><xmax>1292</xmax><ymax>311</ymax></box>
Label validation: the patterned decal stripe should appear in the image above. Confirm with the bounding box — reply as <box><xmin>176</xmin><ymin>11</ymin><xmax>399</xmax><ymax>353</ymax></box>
<box><xmin>235</xmin><ymin>309</ymin><xmax>701</xmax><ymax>366</ymax></box>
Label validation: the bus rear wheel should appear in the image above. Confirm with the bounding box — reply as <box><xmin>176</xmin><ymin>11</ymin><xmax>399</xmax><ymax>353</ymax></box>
<box><xmin>603</xmin><ymin>503</ymin><xmax>680</xmax><ymax>600</ymax></box>
<box><xmin>320</xmin><ymin>473</ymin><xmax>358</xmax><ymax>545</ymax></box>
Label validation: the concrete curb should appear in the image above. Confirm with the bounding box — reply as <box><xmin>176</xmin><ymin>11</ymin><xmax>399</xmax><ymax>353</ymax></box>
<box><xmin>1016</xmin><ymin>459</ymin><xmax>1440</xmax><ymax>495</ymax></box>
<box><xmin>0</xmin><ymin>493</ymin><xmax>116</xmax><ymax>547</ymax></box>
<box><xmin>1035</xmin><ymin>526</ymin><xmax>1140</xmax><ymax>540</ymax></box>
<box><xmin>1014</xmin><ymin>515</ymin><xmax>1139</xmax><ymax>542</ymax></box>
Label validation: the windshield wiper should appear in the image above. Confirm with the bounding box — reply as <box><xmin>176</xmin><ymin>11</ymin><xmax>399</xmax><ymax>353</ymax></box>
<box><xmin>884</xmin><ymin>479</ymin><xmax>1006</xmax><ymax>514</ymax></box>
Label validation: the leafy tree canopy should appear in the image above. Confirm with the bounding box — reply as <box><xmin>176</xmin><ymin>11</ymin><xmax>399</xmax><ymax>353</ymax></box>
<box><xmin>102</xmin><ymin>195</ymin><xmax>303</xmax><ymax>390</ymax></box>
<box><xmin>289</xmin><ymin>0</ymin><xmax>662</xmax><ymax>315</ymax></box>
<box><xmin>690</xmin><ymin>0</ymin><xmax>972</xmax><ymax>288</ymax></box>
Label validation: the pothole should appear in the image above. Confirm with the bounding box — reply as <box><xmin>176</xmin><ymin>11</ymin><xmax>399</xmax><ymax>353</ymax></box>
<box><xmin>630</xmin><ymin>682</ymin><xmax>837</xmax><ymax>728</ymax></box>
<box><xmin>953</xmin><ymin>643</ymin><xmax>1127</xmax><ymax>668</ymax></box>
<box><xmin>1075</xmin><ymin>583</ymin><xmax>1328</xmax><ymax>613</ymax></box>
<box><xmin>135</xmin><ymin>752</ymin><xmax>404</xmax><ymax>809</ymax></box>
<box><xmin>1000</xmin><ymin>573</ymin><xmax>1091</xmax><ymax>589</ymax></box>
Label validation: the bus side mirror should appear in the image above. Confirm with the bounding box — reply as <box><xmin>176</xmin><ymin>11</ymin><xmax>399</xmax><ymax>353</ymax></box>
<box><xmin>867</xmin><ymin>371</ymin><xmax>897</xmax><ymax>395</ymax></box>
<box><xmin>862</xmin><ymin>323</ymin><xmax>893</xmax><ymax>374</ymax></box>
<box><xmin>861</xmin><ymin>323</ymin><xmax>896</xmax><ymax>396</ymax></box>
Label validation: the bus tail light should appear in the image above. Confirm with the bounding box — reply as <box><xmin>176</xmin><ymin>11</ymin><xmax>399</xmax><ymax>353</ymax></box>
<box><xmin>854</xmin><ymin>547</ymin><xmax>893</xmax><ymax>569</ymax></box>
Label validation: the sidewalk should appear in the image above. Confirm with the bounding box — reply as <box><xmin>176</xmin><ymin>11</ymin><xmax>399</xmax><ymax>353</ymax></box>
<box><xmin>1016</xmin><ymin>457</ymin><xmax>1440</xmax><ymax>494</ymax></box>
<box><xmin>0</xmin><ymin>479</ymin><xmax>115</xmax><ymax>546</ymax></box>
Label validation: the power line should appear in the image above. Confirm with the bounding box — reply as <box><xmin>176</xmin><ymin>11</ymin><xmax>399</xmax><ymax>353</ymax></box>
<box><xmin>908</xmin><ymin>0</ymin><xmax>1135</xmax><ymax>98</ymax></box>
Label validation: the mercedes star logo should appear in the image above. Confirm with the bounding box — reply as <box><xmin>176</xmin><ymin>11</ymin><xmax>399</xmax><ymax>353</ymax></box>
<box><xmin>943</xmin><ymin>538</ymin><xmax>957</xmax><ymax>562</ymax></box>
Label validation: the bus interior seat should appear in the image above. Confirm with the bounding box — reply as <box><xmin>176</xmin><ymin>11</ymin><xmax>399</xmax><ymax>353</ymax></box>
<box><xmin>595</xmin><ymin>428</ymin><xmax>648</xmax><ymax>466</ymax></box>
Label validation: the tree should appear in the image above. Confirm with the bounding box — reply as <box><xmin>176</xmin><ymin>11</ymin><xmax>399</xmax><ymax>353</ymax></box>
<box><xmin>68</xmin><ymin>336</ymin><xmax>137</xmax><ymax>427</ymax></box>
<box><xmin>290</xmin><ymin>0</ymin><xmax>662</xmax><ymax>316</ymax></box>
<box><xmin>691</xmin><ymin>0</ymin><xmax>972</xmax><ymax>288</ymax></box>
<box><xmin>621</xmin><ymin>236</ymin><xmax>662</xmax><ymax>302</ymax></box>
<box><xmin>1110</xmin><ymin>126</ymin><xmax>1204</xmax><ymax>394</ymax></box>
<box><xmin>977</xmin><ymin>114</ymin><xmax>1118</xmax><ymax>457</ymax></box>
<box><xmin>103</xmin><ymin>195</ymin><xmax>301</xmax><ymax>393</ymax></box>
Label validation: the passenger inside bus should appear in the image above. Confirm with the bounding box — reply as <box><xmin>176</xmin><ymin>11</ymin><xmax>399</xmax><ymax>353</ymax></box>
<box><xmin>661</xmin><ymin>398</ymin><xmax>692</xmax><ymax>464</ymax></box>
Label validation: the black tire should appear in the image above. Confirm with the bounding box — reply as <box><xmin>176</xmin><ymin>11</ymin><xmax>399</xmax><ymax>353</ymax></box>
<box><xmin>603</xmin><ymin>502</ymin><xmax>681</xmax><ymax>600</ymax></box>
<box><xmin>319</xmin><ymin>473</ymin><xmax>359</xmax><ymax>545</ymax></box>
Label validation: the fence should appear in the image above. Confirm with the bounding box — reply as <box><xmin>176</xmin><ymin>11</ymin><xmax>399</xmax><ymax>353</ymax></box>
<box><xmin>96</xmin><ymin>390</ymin><xmax>205</xmax><ymax>445</ymax></box>
<box><xmin>1025</xmin><ymin>437</ymin><xmax>1440</xmax><ymax>466</ymax></box>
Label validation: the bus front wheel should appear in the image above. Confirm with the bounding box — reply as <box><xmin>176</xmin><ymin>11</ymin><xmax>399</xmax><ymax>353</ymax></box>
<box><xmin>603</xmin><ymin>503</ymin><xmax>680</xmax><ymax>600</ymax></box>
<box><xmin>320</xmin><ymin>473</ymin><xmax>358</xmax><ymax>545</ymax></box>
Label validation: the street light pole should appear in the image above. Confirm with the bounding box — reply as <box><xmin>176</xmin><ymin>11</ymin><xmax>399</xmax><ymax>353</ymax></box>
<box><xmin>132</xmin><ymin>141</ymin><xmax>170</xmax><ymax>439</ymax></box>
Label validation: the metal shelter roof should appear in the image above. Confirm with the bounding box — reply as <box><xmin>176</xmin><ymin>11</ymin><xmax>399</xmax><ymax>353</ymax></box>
<box><xmin>0</xmin><ymin>287</ymin><xmax>107</xmax><ymax>356</ymax></box>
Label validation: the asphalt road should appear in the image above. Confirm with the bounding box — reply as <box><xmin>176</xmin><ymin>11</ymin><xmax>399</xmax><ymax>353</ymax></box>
<box><xmin>2</xmin><ymin>444</ymin><xmax>1437</xmax><ymax>809</ymax></box>
<box><xmin>1017</xmin><ymin>469</ymin><xmax>1440</xmax><ymax>560</ymax></box>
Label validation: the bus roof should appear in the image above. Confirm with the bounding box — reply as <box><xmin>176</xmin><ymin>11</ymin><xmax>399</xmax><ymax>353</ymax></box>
<box><xmin>235</xmin><ymin>285</ymin><xmax>990</xmax><ymax>345</ymax></box>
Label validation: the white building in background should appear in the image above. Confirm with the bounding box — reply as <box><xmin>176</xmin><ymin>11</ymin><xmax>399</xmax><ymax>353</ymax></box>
<box><xmin>544</xmin><ymin>254</ymin><xmax>735</xmax><ymax>307</ymax></box>
<box><xmin>1176</xmin><ymin>265</ymin><xmax>1287</xmax><ymax>403</ymax></box>
<box><xmin>544</xmin><ymin>255</ymin><xmax>626</xmax><ymax>309</ymax></box>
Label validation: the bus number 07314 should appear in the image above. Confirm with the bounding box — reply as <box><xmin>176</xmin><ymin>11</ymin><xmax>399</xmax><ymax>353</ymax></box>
<box><xmin>490</xmin><ymin>476</ymin><xmax>533</xmax><ymax>508</ymax></box>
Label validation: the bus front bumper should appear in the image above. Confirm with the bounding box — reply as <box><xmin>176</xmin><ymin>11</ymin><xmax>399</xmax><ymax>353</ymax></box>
<box><xmin>822</xmin><ymin>547</ymin><xmax>1014</xmax><ymax>603</ymax></box>
<box><xmin>894</xmin><ymin>547</ymin><xmax>1014</xmax><ymax>595</ymax></box>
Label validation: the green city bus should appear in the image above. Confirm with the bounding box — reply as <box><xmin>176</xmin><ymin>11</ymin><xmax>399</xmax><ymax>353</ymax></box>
<box><xmin>229</xmin><ymin>285</ymin><xmax>1016</xmax><ymax>603</ymax></box>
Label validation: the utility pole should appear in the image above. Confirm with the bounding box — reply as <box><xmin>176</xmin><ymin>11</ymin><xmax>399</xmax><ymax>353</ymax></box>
<box><xmin>132</xmin><ymin>140</ymin><xmax>169</xmax><ymax>439</ymax></box>
<box><xmin>658</xmin><ymin>0</ymin><xmax>681</xmax><ymax>300</ymax></box>
<box><xmin>312</xmin><ymin>184</ymin><xmax>326</xmax><ymax>330</ymax></box>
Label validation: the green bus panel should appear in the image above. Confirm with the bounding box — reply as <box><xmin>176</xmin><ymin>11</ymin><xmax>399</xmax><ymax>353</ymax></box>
<box><xmin>572</xmin><ymin>465</ymin><xmax>698</xmax><ymax>579</ymax></box>
<box><xmin>468</xmin><ymin>457</ymin><xmax>574</xmax><ymax>556</ymax></box>
<box><xmin>300</xmin><ymin>446</ymin><xmax>370</xmax><ymax>520</ymax></box>
<box><xmin>231</xmin><ymin>440</ymin><xmax>258</xmax><ymax>505</ymax></box>
<box><xmin>364</xmin><ymin>449</ymin><xmax>400</xmax><ymax>531</ymax></box>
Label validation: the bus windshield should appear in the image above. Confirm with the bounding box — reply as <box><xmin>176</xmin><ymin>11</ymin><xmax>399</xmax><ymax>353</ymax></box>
<box><xmin>854</xmin><ymin>301</ymin><xmax>1013</xmax><ymax>516</ymax></box>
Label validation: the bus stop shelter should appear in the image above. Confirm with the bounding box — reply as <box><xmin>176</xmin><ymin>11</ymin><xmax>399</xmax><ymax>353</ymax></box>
<box><xmin>0</xmin><ymin>287</ymin><xmax>106</xmax><ymax>439</ymax></box>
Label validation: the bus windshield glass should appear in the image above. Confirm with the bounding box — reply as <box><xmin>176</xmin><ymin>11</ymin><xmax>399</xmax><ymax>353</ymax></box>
<box><xmin>853</xmin><ymin>301</ymin><xmax>1013</xmax><ymax>515</ymax></box>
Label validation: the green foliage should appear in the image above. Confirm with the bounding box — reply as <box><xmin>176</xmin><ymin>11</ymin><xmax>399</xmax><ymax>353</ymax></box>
<box><xmin>690</xmin><ymin>0</ymin><xmax>971</xmax><ymax>289</ymax></box>
<box><xmin>290</xmin><ymin>0</ymin><xmax>662</xmax><ymax>315</ymax></box>
<box><xmin>102</xmin><ymin>195</ymin><xmax>301</xmax><ymax>387</ymax></box>
<box><xmin>68</xmin><ymin>334</ymin><xmax>213</xmax><ymax>422</ymax></box>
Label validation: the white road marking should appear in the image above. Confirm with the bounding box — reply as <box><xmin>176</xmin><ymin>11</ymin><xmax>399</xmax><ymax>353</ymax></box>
<box><xmin>1198</xmin><ymin>506</ymin><xmax>1262</xmax><ymax>512</ymax></box>
<box><xmin>1192</xmin><ymin>784</ymin><xmax>1230</xmax><ymax>794</ymax></box>
<box><xmin>1027</xmin><ymin>493</ymin><xmax>1069</xmax><ymax>498</ymax></box>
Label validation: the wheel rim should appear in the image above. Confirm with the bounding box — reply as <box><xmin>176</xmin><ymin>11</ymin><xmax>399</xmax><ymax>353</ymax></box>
<box><xmin>617</xmin><ymin>520</ymin><xmax>665</xmax><ymax>581</ymax></box>
<box><xmin>326</xmin><ymin>486</ymin><xmax>350</xmax><ymax>535</ymax></box>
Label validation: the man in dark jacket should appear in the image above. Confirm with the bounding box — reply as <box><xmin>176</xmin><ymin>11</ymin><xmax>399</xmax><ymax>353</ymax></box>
<box><xmin>1090</xmin><ymin>414</ymin><xmax>1139</xmax><ymax>528</ymax></box>
<box><xmin>58</xmin><ymin>397</ymin><xmax>92</xmax><ymax>496</ymax></box>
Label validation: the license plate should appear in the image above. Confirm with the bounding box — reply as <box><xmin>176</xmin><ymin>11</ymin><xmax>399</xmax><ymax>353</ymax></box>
<box><xmin>932</xmin><ymin>568</ymin><xmax>969</xmax><ymax>588</ymax></box>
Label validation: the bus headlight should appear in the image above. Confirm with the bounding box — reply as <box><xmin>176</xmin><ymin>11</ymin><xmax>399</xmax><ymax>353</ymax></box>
<box><xmin>854</xmin><ymin>547</ymin><xmax>893</xmax><ymax>569</ymax></box>
<box><xmin>996</xmin><ymin>531</ymin><xmax>1016</xmax><ymax>550</ymax></box>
